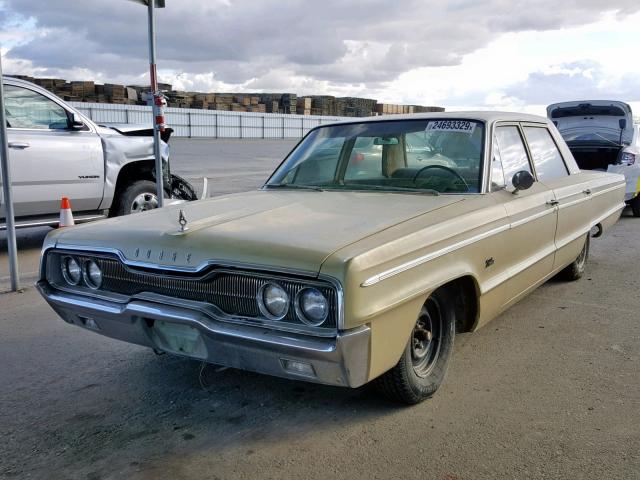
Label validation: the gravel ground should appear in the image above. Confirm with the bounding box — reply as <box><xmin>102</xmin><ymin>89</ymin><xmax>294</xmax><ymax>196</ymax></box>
<box><xmin>0</xmin><ymin>140</ymin><xmax>638</xmax><ymax>480</ymax></box>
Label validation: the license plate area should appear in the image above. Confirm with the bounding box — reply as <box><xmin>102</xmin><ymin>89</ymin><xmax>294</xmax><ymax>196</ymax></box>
<box><xmin>149</xmin><ymin>320</ymin><xmax>208</xmax><ymax>360</ymax></box>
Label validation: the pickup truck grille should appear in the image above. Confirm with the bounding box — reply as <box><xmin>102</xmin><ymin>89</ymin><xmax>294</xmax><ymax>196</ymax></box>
<box><xmin>49</xmin><ymin>251</ymin><xmax>339</xmax><ymax>330</ymax></box>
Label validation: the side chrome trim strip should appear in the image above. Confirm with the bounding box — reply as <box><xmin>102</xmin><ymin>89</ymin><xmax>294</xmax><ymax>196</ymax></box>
<box><xmin>360</xmin><ymin>223</ymin><xmax>510</xmax><ymax>287</ymax></box>
<box><xmin>590</xmin><ymin>202</ymin><xmax>626</xmax><ymax>228</ymax></box>
<box><xmin>510</xmin><ymin>207</ymin><xmax>555</xmax><ymax>228</ymax></box>
<box><xmin>591</xmin><ymin>183</ymin><xmax>625</xmax><ymax>198</ymax></box>
<box><xmin>361</xmin><ymin>198</ymin><xmax>626</xmax><ymax>288</ymax></box>
<box><xmin>557</xmin><ymin>196</ymin><xmax>589</xmax><ymax>210</ymax></box>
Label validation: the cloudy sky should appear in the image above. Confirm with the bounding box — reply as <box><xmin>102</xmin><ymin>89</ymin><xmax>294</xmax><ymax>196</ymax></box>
<box><xmin>1</xmin><ymin>0</ymin><xmax>639</xmax><ymax>116</ymax></box>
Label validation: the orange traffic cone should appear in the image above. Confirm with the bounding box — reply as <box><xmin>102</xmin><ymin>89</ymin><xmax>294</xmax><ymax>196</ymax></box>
<box><xmin>59</xmin><ymin>197</ymin><xmax>75</xmax><ymax>227</ymax></box>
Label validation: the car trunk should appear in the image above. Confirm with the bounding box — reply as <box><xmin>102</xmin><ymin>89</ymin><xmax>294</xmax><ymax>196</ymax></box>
<box><xmin>566</xmin><ymin>144</ymin><xmax>621</xmax><ymax>171</ymax></box>
<box><xmin>547</xmin><ymin>100</ymin><xmax>633</xmax><ymax>171</ymax></box>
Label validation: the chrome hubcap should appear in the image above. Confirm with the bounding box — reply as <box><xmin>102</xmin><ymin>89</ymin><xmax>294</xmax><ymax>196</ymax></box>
<box><xmin>130</xmin><ymin>192</ymin><xmax>158</xmax><ymax>213</ymax></box>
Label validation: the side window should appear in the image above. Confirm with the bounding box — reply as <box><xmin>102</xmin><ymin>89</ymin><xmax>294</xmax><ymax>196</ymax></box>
<box><xmin>4</xmin><ymin>85</ymin><xmax>69</xmax><ymax>130</ymax></box>
<box><xmin>523</xmin><ymin>127</ymin><xmax>568</xmax><ymax>182</ymax></box>
<box><xmin>494</xmin><ymin>126</ymin><xmax>532</xmax><ymax>188</ymax></box>
<box><xmin>490</xmin><ymin>135</ymin><xmax>506</xmax><ymax>190</ymax></box>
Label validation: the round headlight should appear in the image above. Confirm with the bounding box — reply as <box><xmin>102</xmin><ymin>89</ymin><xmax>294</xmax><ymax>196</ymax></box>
<box><xmin>296</xmin><ymin>288</ymin><xmax>328</xmax><ymax>326</ymax></box>
<box><xmin>61</xmin><ymin>256</ymin><xmax>82</xmax><ymax>285</ymax></box>
<box><xmin>257</xmin><ymin>283</ymin><xmax>289</xmax><ymax>320</ymax></box>
<box><xmin>84</xmin><ymin>260</ymin><xmax>102</xmax><ymax>289</ymax></box>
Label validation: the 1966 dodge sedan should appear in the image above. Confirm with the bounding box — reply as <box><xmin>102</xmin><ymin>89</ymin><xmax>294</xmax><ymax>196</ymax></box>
<box><xmin>37</xmin><ymin>112</ymin><xmax>626</xmax><ymax>404</ymax></box>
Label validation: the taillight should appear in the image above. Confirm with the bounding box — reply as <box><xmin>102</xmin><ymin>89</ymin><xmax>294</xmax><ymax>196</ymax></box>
<box><xmin>621</xmin><ymin>152</ymin><xmax>636</xmax><ymax>165</ymax></box>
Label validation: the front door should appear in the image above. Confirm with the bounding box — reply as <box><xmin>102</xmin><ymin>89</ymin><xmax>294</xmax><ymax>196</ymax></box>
<box><xmin>490</xmin><ymin>124</ymin><xmax>558</xmax><ymax>305</ymax></box>
<box><xmin>1</xmin><ymin>83</ymin><xmax>104</xmax><ymax>218</ymax></box>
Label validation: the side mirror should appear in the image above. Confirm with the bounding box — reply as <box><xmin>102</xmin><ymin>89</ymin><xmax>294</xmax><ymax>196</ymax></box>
<box><xmin>512</xmin><ymin>170</ymin><xmax>534</xmax><ymax>194</ymax></box>
<box><xmin>619</xmin><ymin>118</ymin><xmax>627</xmax><ymax>130</ymax></box>
<box><xmin>70</xmin><ymin>112</ymin><xmax>85</xmax><ymax>129</ymax></box>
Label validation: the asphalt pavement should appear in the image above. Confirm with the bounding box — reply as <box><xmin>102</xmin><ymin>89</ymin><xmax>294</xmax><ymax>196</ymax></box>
<box><xmin>0</xmin><ymin>139</ymin><xmax>638</xmax><ymax>480</ymax></box>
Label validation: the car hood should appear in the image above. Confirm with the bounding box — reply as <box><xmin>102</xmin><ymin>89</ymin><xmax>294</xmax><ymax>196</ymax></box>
<box><xmin>48</xmin><ymin>190</ymin><xmax>464</xmax><ymax>275</ymax></box>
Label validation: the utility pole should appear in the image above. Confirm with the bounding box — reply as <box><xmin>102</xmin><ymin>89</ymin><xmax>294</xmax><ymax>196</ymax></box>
<box><xmin>0</xmin><ymin>51</ymin><xmax>20</xmax><ymax>291</ymax></box>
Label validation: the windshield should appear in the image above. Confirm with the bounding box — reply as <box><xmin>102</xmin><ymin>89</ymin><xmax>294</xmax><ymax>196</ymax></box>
<box><xmin>266</xmin><ymin>119</ymin><xmax>485</xmax><ymax>194</ymax></box>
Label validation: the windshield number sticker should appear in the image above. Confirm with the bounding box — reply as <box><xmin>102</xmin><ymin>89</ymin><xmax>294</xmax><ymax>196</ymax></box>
<box><xmin>426</xmin><ymin>120</ymin><xmax>476</xmax><ymax>134</ymax></box>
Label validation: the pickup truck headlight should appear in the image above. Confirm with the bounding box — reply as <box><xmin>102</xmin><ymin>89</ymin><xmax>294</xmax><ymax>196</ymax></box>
<box><xmin>61</xmin><ymin>256</ymin><xmax>82</xmax><ymax>285</ymax></box>
<box><xmin>257</xmin><ymin>283</ymin><xmax>289</xmax><ymax>320</ymax></box>
<box><xmin>296</xmin><ymin>288</ymin><xmax>329</xmax><ymax>326</ymax></box>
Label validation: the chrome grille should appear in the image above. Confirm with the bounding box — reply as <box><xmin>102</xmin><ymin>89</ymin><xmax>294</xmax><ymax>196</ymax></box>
<box><xmin>58</xmin><ymin>252</ymin><xmax>338</xmax><ymax>328</ymax></box>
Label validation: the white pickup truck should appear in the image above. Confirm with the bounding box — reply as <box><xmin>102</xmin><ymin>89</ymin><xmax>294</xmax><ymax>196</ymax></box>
<box><xmin>548</xmin><ymin>100</ymin><xmax>640</xmax><ymax>216</ymax></box>
<box><xmin>0</xmin><ymin>76</ymin><xmax>196</xmax><ymax>229</ymax></box>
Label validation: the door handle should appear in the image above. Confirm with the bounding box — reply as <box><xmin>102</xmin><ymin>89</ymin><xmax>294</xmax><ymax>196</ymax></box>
<box><xmin>583</xmin><ymin>189</ymin><xmax>592</xmax><ymax>195</ymax></box>
<box><xmin>546</xmin><ymin>199</ymin><xmax>559</xmax><ymax>206</ymax></box>
<box><xmin>8</xmin><ymin>142</ymin><xmax>30</xmax><ymax>149</ymax></box>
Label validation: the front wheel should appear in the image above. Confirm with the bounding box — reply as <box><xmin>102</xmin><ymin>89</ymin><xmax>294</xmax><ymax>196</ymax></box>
<box><xmin>375</xmin><ymin>288</ymin><xmax>456</xmax><ymax>404</ymax></box>
<box><xmin>115</xmin><ymin>180</ymin><xmax>159</xmax><ymax>216</ymax></box>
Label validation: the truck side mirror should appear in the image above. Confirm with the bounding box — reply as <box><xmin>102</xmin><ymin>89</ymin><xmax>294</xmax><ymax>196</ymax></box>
<box><xmin>512</xmin><ymin>170</ymin><xmax>534</xmax><ymax>194</ymax></box>
<box><xmin>619</xmin><ymin>119</ymin><xmax>627</xmax><ymax>130</ymax></box>
<box><xmin>70</xmin><ymin>112</ymin><xmax>85</xmax><ymax>130</ymax></box>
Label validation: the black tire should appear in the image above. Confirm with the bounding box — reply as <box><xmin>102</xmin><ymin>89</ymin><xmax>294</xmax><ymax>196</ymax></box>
<box><xmin>631</xmin><ymin>196</ymin><xmax>640</xmax><ymax>217</ymax></box>
<box><xmin>375</xmin><ymin>287</ymin><xmax>456</xmax><ymax>405</ymax></box>
<box><xmin>114</xmin><ymin>180</ymin><xmax>159</xmax><ymax>216</ymax></box>
<box><xmin>558</xmin><ymin>234</ymin><xmax>590</xmax><ymax>281</ymax></box>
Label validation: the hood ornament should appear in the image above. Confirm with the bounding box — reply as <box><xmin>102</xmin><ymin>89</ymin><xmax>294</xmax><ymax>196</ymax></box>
<box><xmin>178</xmin><ymin>209</ymin><xmax>189</xmax><ymax>232</ymax></box>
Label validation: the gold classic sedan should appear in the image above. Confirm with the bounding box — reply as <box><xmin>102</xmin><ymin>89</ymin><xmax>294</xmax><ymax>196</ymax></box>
<box><xmin>37</xmin><ymin>112</ymin><xmax>626</xmax><ymax>404</ymax></box>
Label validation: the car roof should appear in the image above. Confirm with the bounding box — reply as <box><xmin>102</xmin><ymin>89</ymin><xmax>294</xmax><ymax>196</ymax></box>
<box><xmin>317</xmin><ymin>110</ymin><xmax>549</xmax><ymax>128</ymax></box>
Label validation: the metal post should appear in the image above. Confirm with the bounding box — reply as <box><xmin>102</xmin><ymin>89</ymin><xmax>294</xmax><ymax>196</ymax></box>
<box><xmin>0</xmin><ymin>54</ymin><xmax>20</xmax><ymax>291</ymax></box>
<box><xmin>147</xmin><ymin>1</ymin><xmax>164</xmax><ymax>207</ymax></box>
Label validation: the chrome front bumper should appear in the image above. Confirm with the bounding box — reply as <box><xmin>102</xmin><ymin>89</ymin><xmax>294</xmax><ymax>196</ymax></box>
<box><xmin>36</xmin><ymin>281</ymin><xmax>370</xmax><ymax>388</ymax></box>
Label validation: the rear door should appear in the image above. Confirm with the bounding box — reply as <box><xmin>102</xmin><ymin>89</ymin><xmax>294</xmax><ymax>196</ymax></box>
<box><xmin>522</xmin><ymin>124</ymin><xmax>593</xmax><ymax>270</ymax></box>
<box><xmin>1</xmin><ymin>82</ymin><xmax>104</xmax><ymax>218</ymax></box>
<box><xmin>490</xmin><ymin>123</ymin><xmax>557</xmax><ymax>304</ymax></box>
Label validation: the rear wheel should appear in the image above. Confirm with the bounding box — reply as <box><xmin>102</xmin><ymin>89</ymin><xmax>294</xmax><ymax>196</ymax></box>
<box><xmin>558</xmin><ymin>234</ymin><xmax>590</xmax><ymax>281</ymax></box>
<box><xmin>630</xmin><ymin>195</ymin><xmax>640</xmax><ymax>217</ymax></box>
<box><xmin>115</xmin><ymin>180</ymin><xmax>159</xmax><ymax>216</ymax></box>
<box><xmin>375</xmin><ymin>288</ymin><xmax>455</xmax><ymax>404</ymax></box>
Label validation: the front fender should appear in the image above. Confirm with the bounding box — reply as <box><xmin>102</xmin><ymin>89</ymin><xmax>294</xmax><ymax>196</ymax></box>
<box><xmin>98</xmin><ymin>134</ymin><xmax>170</xmax><ymax>210</ymax></box>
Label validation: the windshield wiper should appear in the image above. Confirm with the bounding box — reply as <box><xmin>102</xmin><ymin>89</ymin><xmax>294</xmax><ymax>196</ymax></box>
<box><xmin>264</xmin><ymin>183</ymin><xmax>324</xmax><ymax>191</ymax></box>
<box><xmin>342</xmin><ymin>184</ymin><xmax>440</xmax><ymax>195</ymax></box>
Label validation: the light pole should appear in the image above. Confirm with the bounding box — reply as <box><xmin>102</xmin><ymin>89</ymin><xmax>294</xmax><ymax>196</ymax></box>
<box><xmin>130</xmin><ymin>0</ymin><xmax>166</xmax><ymax>207</ymax></box>
<box><xmin>0</xmin><ymin>50</ymin><xmax>20</xmax><ymax>291</ymax></box>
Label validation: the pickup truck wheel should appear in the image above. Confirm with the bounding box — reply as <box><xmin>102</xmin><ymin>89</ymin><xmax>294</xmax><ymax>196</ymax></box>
<box><xmin>375</xmin><ymin>288</ymin><xmax>455</xmax><ymax>405</ymax></box>
<box><xmin>631</xmin><ymin>195</ymin><xmax>640</xmax><ymax>217</ymax></box>
<box><xmin>558</xmin><ymin>234</ymin><xmax>589</xmax><ymax>281</ymax></box>
<box><xmin>115</xmin><ymin>180</ymin><xmax>159</xmax><ymax>216</ymax></box>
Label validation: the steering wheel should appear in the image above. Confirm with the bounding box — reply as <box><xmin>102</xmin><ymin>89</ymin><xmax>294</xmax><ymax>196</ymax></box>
<box><xmin>412</xmin><ymin>165</ymin><xmax>469</xmax><ymax>191</ymax></box>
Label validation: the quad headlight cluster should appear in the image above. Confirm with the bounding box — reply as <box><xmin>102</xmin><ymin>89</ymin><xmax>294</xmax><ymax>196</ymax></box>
<box><xmin>257</xmin><ymin>282</ymin><xmax>329</xmax><ymax>326</ymax></box>
<box><xmin>60</xmin><ymin>255</ymin><xmax>103</xmax><ymax>290</ymax></box>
